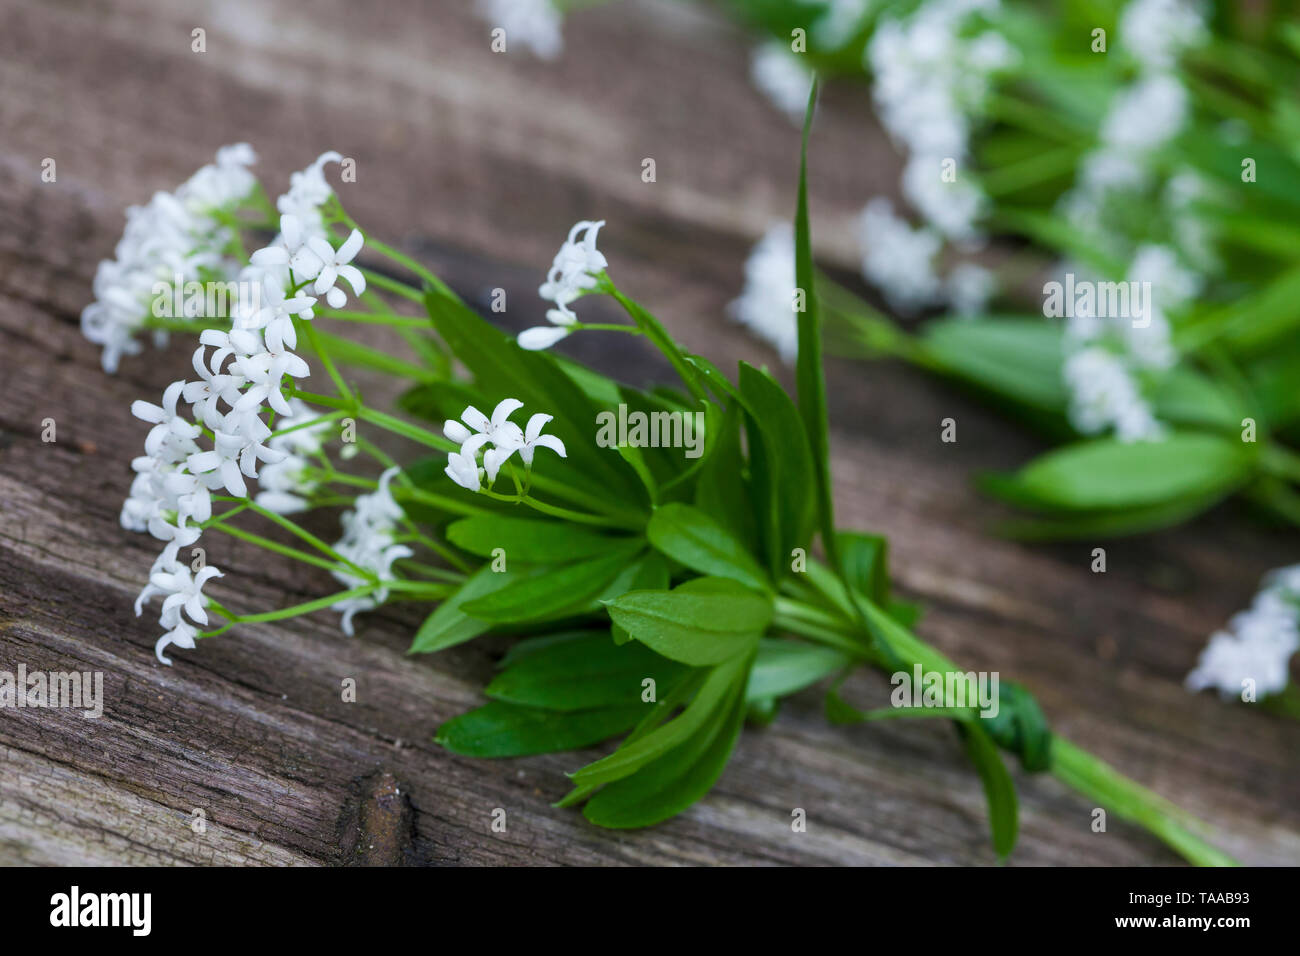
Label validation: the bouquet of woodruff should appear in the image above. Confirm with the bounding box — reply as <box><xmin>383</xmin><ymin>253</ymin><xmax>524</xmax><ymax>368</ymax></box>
<box><xmin>88</xmin><ymin>88</ymin><xmax>1239</xmax><ymax>864</ymax></box>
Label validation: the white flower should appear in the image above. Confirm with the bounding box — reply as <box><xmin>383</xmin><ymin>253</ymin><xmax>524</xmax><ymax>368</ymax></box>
<box><xmin>232</xmin><ymin>347</ymin><xmax>312</xmax><ymax>418</ymax></box>
<box><xmin>132</xmin><ymin>380</ymin><xmax>203</xmax><ymax>459</ymax></box>
<box><xmin>867</xmin><ymin>1</ymin><xmax>1014</xmax><ymax>163</ymax></box>
<box><xmin>539</xmin><ymin>220</ymin><xmax>607</xmax><ymax>314</ymax></box>
<box><xmin>520</xmin><ymin>220</ymin><xmax>608</xmax><ymax>349</ymax></box>
<box><xmin>1187</xmin><ymin>569</ymin><xmax>1299</xmax><ymax>700</ymax></box>
<box><xmin>750</xmin><ymin>42</ymin><xmax>813</xmax><ymax>122</ymax></box>
<box><xmin>475</xmin><ymin>0</ymin><xmax>563</xmax><ymax>60</ymax></box>
<box><xmin>517</xmin><ymin>325</ymin><xmax>572</xmax><ymax>350</ymax></box>
<box><xmin>308</xmin><ymin>229</ymin><xmax>366</xmax><ymax>309</ymax></box>
<box><xmin>798</xmin><ymin>0</ymin><xmax>871</xmax><ymax>49</ymax></box>
<box><xmin>857</xmin><ymin>198</ymin><xmax>944</xmax><ymax>313</ymax></box>
<box><xmin>444</xmin><ymin>400</ymin><xmax>562</xmax><ymax>489</ymax></box>
<box><xmin>444</xmin><ymin>399</ymin><xmax>525</xmax><ymax>450</ymax></box>
<box><xmin>445</xmin><ymin>450</ymin><xmax>484</xmax><ymax>492</ymax></box>
<box><xmin>901</xmin><ymin>154</ymin><xmax>986</xmax><ymax>241</ymax></box>
<box><xmin>150</xmin><ymin>565</ymin><xmax>224</xmax><ymax>628</ymax></box>
<box><xmin>516</xmin><ymin>413</ymin><xmax>566</xmax><ymax>466</ymax></box>
<box><xmin>81</xmin><ymin>145</ymin><xmax>258</xmax><ymax>372</ymax></box>
<box><xmin>728</xmin><ymin>223</ymin><xmax>798</xmax><ymax>363</ymax></box>
<box><xmin>155</xmin><ymin>619</ymin><xmax>200</xmax><ymax>667</ymax></box>
<box><xmin>945</xmin><ymin>262</ymin><xmax>996</xmax><ymax>316</ymax></box>
<box><xmin>1120</xmin><ymin>0</ymin><xmax>1206</xmax><ymax>73</ymax></box>
<box><xmin>330</xmin><ymin>468</ymin><xmax>412</xmax><ymax>636</ymax></box>
<box><xmin>276</xmin><ymin>151</ymin><xmax>343</xmax><ymax>235</ymax></box>
<box><xmin>253</xmin><ymin>401</ymin><xmax>328</xmax><ymax>514</ymax></box>
<box><xmin>1101</xmin><ymin>73</ymin><xmax>1189</xmax><ymax>154</ymax></box>
<box><xmin>1063</xmin><ymin>346</ymin><xmax>1164</xmax><ymax>442</ymax></box>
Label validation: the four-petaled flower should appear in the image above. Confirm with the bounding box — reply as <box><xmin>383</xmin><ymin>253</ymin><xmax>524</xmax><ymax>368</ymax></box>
<box><xmin>307</xmin><ymin>229</ymin><xmax>367</xmax><ymax>309</ymax></box>
<box><xmin>442</xmin><ymin>399</ymin><xmax>565</xmax><ymax>492</ymax></box>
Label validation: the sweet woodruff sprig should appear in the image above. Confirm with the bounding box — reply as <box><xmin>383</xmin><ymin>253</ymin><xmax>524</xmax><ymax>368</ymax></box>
<box><xmin>97</xmin><ymin>95</ymin><xmax>1239</xmax><ymax>863</ymax></box>
<box><xmin>720</xmin><ymin>0</ymin><xmax>1300</xmax><ymax>708</ymax></box>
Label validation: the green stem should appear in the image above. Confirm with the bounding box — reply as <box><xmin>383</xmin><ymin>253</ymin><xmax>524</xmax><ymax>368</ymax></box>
<box><xmin>776</xmin><ymin>594</ymin><xmax>1238</xmax><ymax>866</ymax></box>
<box><xmin>479</xmin><ymin>488</ymin><xmax>634</xmax><ymax>528</ymax></box>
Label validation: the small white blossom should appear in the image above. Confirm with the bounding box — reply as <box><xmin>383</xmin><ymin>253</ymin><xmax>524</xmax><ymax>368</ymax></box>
<box><xmin>516</xmin><ymin>413</ymin><xmax>566</xmax><ymax>466</ymax></box>
<box><xmin>1120</xmin><ymin>0</ymin><xmax>1207</xmax><ymax>73</ymax></box>
<box><xmin>728</xmin><ymin>223</ymin><xmax>798</xmax><ymax>363</ymax></box>
<box><xmin>445</xmin><ymin>450</ymin><xmax>484</xmax><ymax>492</ymax></box>
<box><xmin>445</xmin><ymin>399</ymin><xmax>525</xmax><ymax>451</ymax></box>
<box><xmin>276</xmin><ymin>151</ymin><xmax>343</xmax><ymax>236</ymax></box>
<box><xmin>475</xmin><ymin>0</ymin><xmax>563</xmax><ymax>60</ymax></box>
<box><xmin>1187</xmin><ymin>567</ymin><xmax>1299</xmax><ymax>700</ymax></box>
<box><xmin>517</xmin><ymin>325</ymin><xmax>572</xmax><ymax>351</ymax></box>
<box><xmin>520</xmin><ymin>220</ymin><xmax>609</xmax><ymax>350</ymax></box>
<box><xmin>1063</xmin><ymin>346</ymin><xmax>1164</xmax><ymax>442</ymax></box>
<box><xmin>81</xmin><ymin>145</ymin><xmax>258</xmax><ymax>372</ymax></box>
<box><xmin>330</xmin><ymin>468</ymin><xmax>412</xmax><ymax>636</ymax></box>
<box><xmin>750</xmin><ymin>42</ymin><xmax>813</xmax><ymax>122</ymax></box>
<box><xmin>857</xmin><ymin>198</ymin><xmax>944</xmax><ymax>313</ymax></box>
<box><xmin>945</xmin><ymin>262</ymin><xmax>996</xmax><ymax>316</ymax></box>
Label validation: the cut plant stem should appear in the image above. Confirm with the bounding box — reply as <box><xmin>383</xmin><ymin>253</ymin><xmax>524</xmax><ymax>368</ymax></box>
<box><xmin>776</xmin><ymin>594</ymin><xmax>1238</xmax><ymax>866</ymax></box>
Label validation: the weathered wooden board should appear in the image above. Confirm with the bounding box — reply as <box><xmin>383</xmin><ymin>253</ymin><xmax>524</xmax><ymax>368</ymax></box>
<box><xmin>0</xmin><ymin>0</ymin><xmax>1295</xmax><ymax>865</ymax></box>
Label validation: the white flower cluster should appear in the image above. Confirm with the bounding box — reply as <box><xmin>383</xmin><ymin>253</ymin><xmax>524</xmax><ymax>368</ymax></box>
<box><xmin>1120</xmin><ymin>0</ymin><xmax>1207</xmax><ymax>72</ymax></box>
<box><xmin>729</xmin><ymin>206</ymin><xmax>996</xmax><ymax>365</ymax></box>
<box><xmin>1061</xmin><ymin>244</ymin><xmax>1199</xmax><ymax>442</ymax></box>
<box><xmin>122</xmin><ymin>152</ymin><xmax>367</xmax><ymax>664</ymax></box>
<box><xmin>1187</xmin><ymin>566</ymin><xmax>1300</xmax><ymax>701</ymax></box>
<box><xmin>799</xmin><ymin>0</ymin><xmax>872</xmax><ymax>50</ymax></box>
<box><xmin>858</xmin><ymin>199</ymin><xmax>995</xmax><ymax>316</ymax></box>
<box><xmin>255</xmin><ymin>399</ymin><xmax>330</xmax><ymax>515</ymax></box>
<box><xmin>330</xmin><ymin>467</ymin><xmax>412</xmax><ymax>637</ymax></box>
<box><xmin>443</xmin><ymin>398</ymin><xmax>566</xmax><ymax>492</ymax></box>
<box><xmin>1060</xmin><ymin>0</ymin><xmax>1205</xmax><ymax>250</ymax></box>
<box><xmin>518</xmin><ymin>220</ymin><xmax>608</xmax><ymax>351</ymax></box>
<box><xmin>866</xmin><ymin>0</ymin><xmax>1016</xmax><ymax>241</ymax></box>
<box><xmin>1063</xmin><ymin>346</ymin><xmax>1164</xmax><ymax>443</ymax></box>
<box><xmin>81</xmin><ymin>144</ymin><xmax>258</xmax><ymax>373</ymax></box>
<box><xmin>750</xmin><ymin>42</ymin><xmax>814</xmax><ymax>123</ymax></box>
<box><xmin>475</xmin><ymin>0</ymin><xmax>563</xmax><ymax>60</ymax></box>
<box><xmin>728</xmin><ymin>223</ymin><xmax>799</xmax><ymax>363</ymax></box>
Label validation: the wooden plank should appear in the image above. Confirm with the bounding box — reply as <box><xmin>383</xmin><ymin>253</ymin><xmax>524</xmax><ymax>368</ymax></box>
<box><xmin>0</xmin><ymin>0</ymin><xmax>1295</xmax><ymax>865</ymax></box>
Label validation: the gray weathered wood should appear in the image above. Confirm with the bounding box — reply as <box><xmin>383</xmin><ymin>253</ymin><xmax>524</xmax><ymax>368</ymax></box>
<box><xmin>0</xmin><ymin>0</ymin><xmax>1295</xmax><ymax>865</ymax></box>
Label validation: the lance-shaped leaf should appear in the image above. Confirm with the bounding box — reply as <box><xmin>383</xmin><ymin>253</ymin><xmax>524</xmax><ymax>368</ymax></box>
<box><xmin>646</xmin><ymin>502</ymin><xmax>770</xmax><ymax>593</ymax></box>
<box><xmin>435</xmin><ymin>700</ymin><xmax>643</xmax><ymax>758</ymax></box>
<box><xmin>604</xmin><ymin>577</ymin><xmax>771</xmax><ymax>666</ymax></box>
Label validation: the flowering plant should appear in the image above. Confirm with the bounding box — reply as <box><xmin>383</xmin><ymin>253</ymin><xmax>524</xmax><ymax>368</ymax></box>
<box><xmin>87</xmin><ymin>85</ymin><xmax>1248</xmax><ymax>862</ymax></box>
<box><xmin>713</xmin><ymin>0</ymin><xmax>1300</xmax><ymax>711</ymax></box>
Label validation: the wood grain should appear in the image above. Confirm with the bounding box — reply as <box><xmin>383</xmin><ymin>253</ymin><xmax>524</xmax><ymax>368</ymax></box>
<box><xmin>0</xmin><ymin>0</ymin><xmax>1295</xmax><ymax>866</ymax></box>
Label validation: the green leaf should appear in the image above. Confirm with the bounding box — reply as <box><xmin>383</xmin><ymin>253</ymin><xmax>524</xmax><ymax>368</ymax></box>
<box><xmin>604</xmin><ymin>577</ymin><xmax>772</xmax><ymax>666</ymax></box>
<box><xmin>837</xmin><ymin>532</ymin><xmax>891</xmax><ymax>605</ymax></box>
<box><xmin>995</xmin><ymin>433</ymin><xmax>1253</xmax><ymax>511</ymax></box>
<box><xmin>579</xmin><ymin>653</ymin><xmax>752</xmax><ymax>828</ymax></box>
<box><xmin>646</xmin><ymin>502</ymin><xmax>770</xmax><ymax>592</ymax></box>
<box><xmin>582</xmin><ymin>686</ymin><xmax>747</xmax><ymax>828</ymax></box>
<box><xmin>693</xmin><ymin>402</ymin><xmax>758</xmax><ymax>556</ymax></box>
<box><xmin>1149</xmin><ymin>367</ymin><xmax>1246</xmax><ymax>433</ymax></box>
<box><xmin>460</xmin><ymin>542</ymin><xmax>644</xmax><ymax>622</ymax></box>
<box><xmin>921</xmin><ymin>318</ymin><xmax>1068</xmax><ymax>412</ymax></box>
<box><xmin>485</xmin><ymin>631</ymin><xmax>686</xmax><ymax>712</ymax></box>
<box><xmin>569</xmin><ymin>652</ymin><xmax>748</xmax><ymax>787</ymax></box>
<box><xmin>446</xmin><ymin>514</ymin><xmax>633</xmax><ymax>563</ymax></box>
<box><xmin>958</xmin><ymin>721</ymin><xmax>1019</xmax><ymax>860</ymax></box>
<box><xmin>409</xmin><ymin>564</ymin><xmax>520</xmax><ymax>653</ymax></box>
<box><xmin>793</xmin><ymin>77</ymin><xmax>840</xmax><ymax>577</ymax></box>
<box><xmin>738</xmin><ymin>362</ymin><xmax>816</xmax><ymax>579</ymax></box>
<box><xmin>992</xmin><ymin>486</ymin><xmax>1232</xmax><ymax>540</ymax></box>
<box><xmin>435</xmin><ymin>700</ymin><xmax>642</xmax><ymax>757</ymax></box>
<box><xmin>746</xmin><ymin>639</ymin><xmax>848</xmax><ymax>701</ymax></box>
